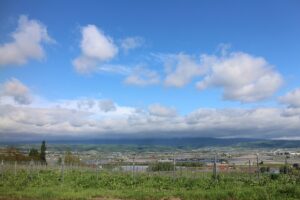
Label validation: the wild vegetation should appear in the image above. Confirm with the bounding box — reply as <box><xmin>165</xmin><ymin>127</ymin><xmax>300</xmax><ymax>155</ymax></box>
<box><xmin>1</xmin><ymin>141</ymin><xmax>300</xmax><ymax>200</ymax></box>
<box><xmin>1</xmin><ymin>167</ymin><xmax>300</xmax><ymax>200</ymax></box>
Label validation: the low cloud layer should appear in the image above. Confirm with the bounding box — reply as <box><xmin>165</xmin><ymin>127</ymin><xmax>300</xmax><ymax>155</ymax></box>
<box><xmin>0</xmin><ymin>15</ymin><xmax>54</xmax><ymax>66</ymax></box>
<box><xmin>0</xmin><ymin>80</ymin><xmax>299</xmax><ymax>140</ymax></box>
<box><xmin>148</xmin><ymin>104</ymin><xmax>177</xmax><ymax>117</ymax></box>
<box><xmin>280</xmin><ymin>88</ymin><xmax>300</xmax><ymax>108</ymax></box>
<box><xmin>98</xmin><ymin>99</ymin><xmax>116</xmax><ymax>112</ymax></box>
<box><xmin>279</xmin><ymin>88</ymin><xmax>300</xmax><ymax>118</ymax></box>
<box><xmin>1</xmin><ymin>101</ymin><xmax>300</xmax><ymax>140</ymax></box>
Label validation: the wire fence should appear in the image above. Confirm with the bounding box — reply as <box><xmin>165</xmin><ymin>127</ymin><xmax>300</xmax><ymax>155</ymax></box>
<box><xmin>1</xmin><ymin>151</ymin><xmax>297</xmax><ymax>183</ymax></box>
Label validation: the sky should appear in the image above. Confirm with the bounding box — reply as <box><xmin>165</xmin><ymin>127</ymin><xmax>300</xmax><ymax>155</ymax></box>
<box><xmin>0</xmin><ymin>0</ymin><xmax>300</xmax><ymax>141</ymax></box>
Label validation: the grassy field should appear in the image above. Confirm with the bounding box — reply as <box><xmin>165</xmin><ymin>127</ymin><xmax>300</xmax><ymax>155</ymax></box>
<box><xmin>1</xmin><ymin>169</ymin><xmax>300</xmax><ymax>200</ymax></box>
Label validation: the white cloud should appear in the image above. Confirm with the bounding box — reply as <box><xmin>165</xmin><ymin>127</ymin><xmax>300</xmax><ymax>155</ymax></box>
<box><xmin>120</xmin><ymin>37</ymin><xmax>144</xmax><ymax>53</ymax></box>
<box><xmin>98</xmin><ymin>99</ymin><xmax>116</xmax><ymax>112</ymax></box>
<box><xmin>80</xmin><ymin>25</ymin><xmax>117</xmax><ymax>60</ymax></box>
<box><xmin>0</xmin><ymin>15</ymin><xmax>54</xmax><ymax>66</ymax></box>
<box><xmin>1</xmin><ymin>100</ymin><xmax>300</xmax><ymax>139</ymax></box>
<box><xmin>72</xmin><ymin>56</ymin><xmax>98</xmax><ymax>74</ymax></box>
<box><xmin>164</xmin><ymin>53</ymin><xmax>204</xmax><ymax>87</ymax></box>
<box><xmin>0</xmin><ymin>89</ymin><xmax>300</xmax><ymax>139</ymax></box>
<box><xmin>196</xmin><ymin>52</ymin><xmax>283</xmax><ymax>102</ymax></box>
<box><xmin>0</xmin><ymin>78</ymin><xmax>32</xmax><ymax>105</ymax></box>
<box><xmin>279</xmin><ymin>88</ymin><xmax>300</xmax><ymax>108</ymax></box>
<box><xmin>184</xmin><ymin>108</ymin><xmax>300</xmax><ymax>138</ymax></box>
<box><xmin>279</xmin><ymin>88</ymin><xmax>300</xmax><ymax>118</ymax></box>
<box><xmin>148</xmin><ymin>104</ymin><xmax>177</xmax><ymax>117</ymax></box>
<box><xmin>124</xmin><ymin>66</ymin><xmax>160</xmax><ymax>86</ymax></box>
<box><xmin>72</xmin><ymin>25</ymin><xmax>118</xmax><ymax>74</ymax></box>
<box><xmin>77</xmin><ymin>99</ymin><xmax>95</xmax><ymax>110</ymax></box>
<box><xmin>281</xmin><ymin>108</ymin><xmax>300</xmax><ymax>117</ymax></box>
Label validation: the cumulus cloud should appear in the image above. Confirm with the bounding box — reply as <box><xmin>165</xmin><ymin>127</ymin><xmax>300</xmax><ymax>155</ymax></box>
<box><xmin>0</xmin><ymin>15</ymin><xmax>54</xmax><ymax>66</ymax></box>
<box><xmin>148</xmin><ymin>104</ymin><xmax>177</xmax><ymax>117</ymax></box>
<box><xmin>72</xmin><ymin>25</ymin><xmax>118</xmax><ymax>73</ymax></box>
<box><xmin>98</xmin><ymin>99</ymin><xmax>116</xmax><ymax>112</ymax></box>
<box><xmin>0</xmin><ymin>78</ymin><xmax>32</xmax><ymax>105</ymax></box>
<box><xmin>155</xmin><ymin>49</ymin><xmax>283</xmax><ymax>102</ymax></box>
<box><xmin>279</xmin><ymin>88</ymin><xmax>300</xmax><ymax>108</ymax></box>
<box><xmin>196</xmin><ymin>52</ymin><xmax>283</xmax><ymax>102</ymax></box>
<box><xmin>120</xmin><ymin>37</ymin><xmax>144</xmax><ymax>53</ymax></box>
<box><xmin>124</xmin><ymin>66</ymin><xmax>160</xmax><ymax>86</ymax></box>
<box><xmin>77</xmin><ymin>99</ymin><xmax>95</xmax><ymax>110</ymax></box>
<box><xmin>164</xmin><ymin>53</ymin><xmax>204</xmax><ymax>87</ymax></box>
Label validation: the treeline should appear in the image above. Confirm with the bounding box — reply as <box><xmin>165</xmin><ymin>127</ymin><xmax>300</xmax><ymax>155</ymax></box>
<box><xmin>0</xmin><ymin>141</ymin><xmax>47</xmax><ymax>164</ymax></box>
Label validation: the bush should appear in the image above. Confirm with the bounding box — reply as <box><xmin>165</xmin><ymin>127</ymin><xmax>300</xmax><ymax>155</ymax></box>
<box><xmin>280</xmin><ymin>165</ymin><xmax>292</xmax><ymax>174</ymax></box>
<box><xmin>260</xmin><ymin>166</ymin><xmax>270</xmax><ymax>173</ymax></box>
<box><xmin>270</xmin><ymin>173</ymin><xmax>279</xmax><ymax>180</ymax></box>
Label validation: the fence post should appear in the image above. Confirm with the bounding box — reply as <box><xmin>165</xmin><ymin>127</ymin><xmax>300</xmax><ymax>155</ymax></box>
<box><xmin>248</xmin><ymin>160</ymin><xmax>251</xmax><ymax>177</ymax></box>
<box><xmin>77</xmin><ymin>151</ymin><xmax>80</xmax><ymax>169</ymax></box>
<box><xmin>213</xmin><ymin>153</ymin><xmax>217</xmax><ymax>180</ymax></box>
<box><xmin>29</xmin><ymin>159</ymin><xmax>34</xmax><ymax>180</ymax></box>
<box><xmin>1</xmin><ymin>160</ymin><xmax>3</xmax><ymax>180</ymax></box>
<box><xmin>96</xmin><ymin>159</ymin><xmax>99</xmax><ymax>180</ymax></box>
<box><xmin>132</xmin><ymin>153</ymin><xmax>135</xmax><ymax>185</ymax></box>
<box><xmin>14</xmin><ymin>161</ymin><xmax>17</xmax><ymax>177</ymax></box>
<box><xmin>61</xmin><ymin>153</ymin><xmax>65</xmax><ymax>184</ymax></box>
<box><xmin>173</xmin><ymin>153</ymin><xmax>176</xmax><ymax>179</ymax></box>
<box><xmin>284</xmin><ymin>155</ymin><xmax>289</xmax><ymax>174</ymax></box>
<box><xmin>256</xmin><ymin>153</ymin><xmax>260</xmax><ymax>180</ymax></box>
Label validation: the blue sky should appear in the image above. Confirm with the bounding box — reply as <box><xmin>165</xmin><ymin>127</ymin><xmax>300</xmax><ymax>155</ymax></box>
<box><xmin>0</xmin><ymin>0</ymin><xmax>300</xmax><ymax>140</ymax></box>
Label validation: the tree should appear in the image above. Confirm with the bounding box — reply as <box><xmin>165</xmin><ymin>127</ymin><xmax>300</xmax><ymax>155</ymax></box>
<box><xmin>64</xmin><ymin>150</ymin><xmax>80</xmax><ymax>166</ymax></box>
<box><xmin>29</xmin><ymin>148</ymin><xmax>39</xmax><ymax>160</ymax></box>
<box><xmin>40</xmin><ymin>140</ymin><xmax>47</xmax><ymax>164</ymax></box>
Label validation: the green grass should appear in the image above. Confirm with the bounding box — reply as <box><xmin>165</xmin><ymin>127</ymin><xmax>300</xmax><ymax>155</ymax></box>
<box><xmin>1</xmin><ymin>169</ymin><xmax>300</xmax><ymax>200</ymax></box>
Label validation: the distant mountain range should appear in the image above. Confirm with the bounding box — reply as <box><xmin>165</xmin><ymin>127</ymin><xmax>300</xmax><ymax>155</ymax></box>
<box><xmin>2</xmin><ymin>137</ymin><xmax>300</xmax><ymax>149</ymax></box>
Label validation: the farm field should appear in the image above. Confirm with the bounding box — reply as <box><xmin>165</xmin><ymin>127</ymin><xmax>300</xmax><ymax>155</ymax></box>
<box><xmin>1</xmin><ymin>168</ymin><xmax>300</xmax><ymax>200</ymax></box>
